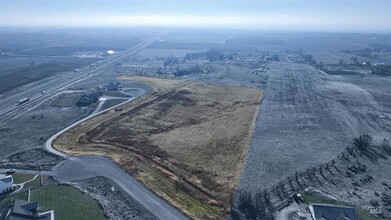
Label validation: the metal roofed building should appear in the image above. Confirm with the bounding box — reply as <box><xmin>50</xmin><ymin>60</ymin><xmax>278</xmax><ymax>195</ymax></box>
<box><xmin>309</xmin><ymin>203</ymin><xmax>357</xmax><ymax>220</ymax></box>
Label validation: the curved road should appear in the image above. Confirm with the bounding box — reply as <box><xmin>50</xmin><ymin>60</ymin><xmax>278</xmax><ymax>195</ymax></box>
<box><xmin>44</xmin><ymin>88</ymin><xmax>188</xmax><ymax>220</ymax></box>
<box><xmin>0</xmin><ymin>31</ymin><xmax>163</xmax><ymax>125</ymax></box>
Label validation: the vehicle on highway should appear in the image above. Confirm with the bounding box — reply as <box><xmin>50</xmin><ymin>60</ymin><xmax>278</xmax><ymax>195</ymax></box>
<box><xmin>18</xmin><ymin>98</ymin><xmax>30</xmax><ymax>105</ymax></box>
<box><xmin>6</xmin><ymin>169</ymin><xmax>16</xmax><ymax>174</ymax></box>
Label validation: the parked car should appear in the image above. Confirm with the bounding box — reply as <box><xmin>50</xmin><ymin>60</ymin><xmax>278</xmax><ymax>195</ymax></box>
<box><xmin>6</xmin><ymin>169</ymin><xmax>16</xmax><ymax>174</ymax></box>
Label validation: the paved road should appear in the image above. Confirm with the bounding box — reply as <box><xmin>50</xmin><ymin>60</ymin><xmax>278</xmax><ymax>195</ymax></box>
<box><xmin>0</xmin><ymin>29</ymin><xmax>188</xmax><ymax>219</ymax></box>
<box><xmin>43</xmin><ymin>88</ymin><xmax>188</xmax><ymax>220</ymax></box>
<box><xmin>0</xmin><ymin>32</ymin><xmax>162</xmax><ymax>125</ymax></box>
<box><xmin>53</xmin><ymin>156</ymin><xmax>188</xmax><ymax>220</ymax></box>
<box><xmin>44</xmin><ymin>88</ymin><xmax>144</xmax><ymax>158</ymax></box>
<box><xmin>0</xmin><ymin>169</ymin><xmax>52</xmax><ymax>176</ymax></box>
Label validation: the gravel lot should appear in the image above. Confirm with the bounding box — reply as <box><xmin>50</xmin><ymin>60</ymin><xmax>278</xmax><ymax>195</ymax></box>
<box><xmin>76</xmin><ymin>177</ymin><xmax>157</xmax><ymax>220</ymax></box>
<box><xmin>239</xmin><ymin>62</ymin><xmax>391</xmax><ymax>191</ymax></box>
<box><xmin>0</xmin><ymin>103</ymin><xmax>90</xmax><ymax>162</ymax></box>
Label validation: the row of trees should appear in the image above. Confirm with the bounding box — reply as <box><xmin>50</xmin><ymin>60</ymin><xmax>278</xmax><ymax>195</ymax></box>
<box><xmin>231</xmin><ymin>135</ymin><xmax>390</xmax><ymax>219</ymax></box>
<box><xmin>173</xmin><ymin>64</ymin><xmax>203</xmax><ymax>77</ymax></box>
<box><xmin>232</xmin><ymin>190</ymin><xmax>274</xmax><ymax>220</ymax></box>
<box><xmin>372</xmin><ymin>64</ymin><xmax>391</xmax><ymax>76</ymax></box>
<box><xmin>184</xmin><ymin>48</ymin><xmax>225</xmax><ymax>61</ymax></box>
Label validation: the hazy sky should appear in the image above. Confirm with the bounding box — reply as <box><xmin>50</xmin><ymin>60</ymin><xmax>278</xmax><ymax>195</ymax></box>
<box><xmin>0</xmin><ymin>0</ymin><xmax>390</xmax><ymax>32</ymax></box>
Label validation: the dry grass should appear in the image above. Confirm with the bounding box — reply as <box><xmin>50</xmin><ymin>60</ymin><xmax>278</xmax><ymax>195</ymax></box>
<box><xmin>54</xmin><ymin>76</ymin><xmax>262</xmax><ymax>219</ymax></box>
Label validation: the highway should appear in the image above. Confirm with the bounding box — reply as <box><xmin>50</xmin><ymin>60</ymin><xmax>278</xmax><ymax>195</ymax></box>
<box><xmin>0</xmin><ymin>33</ymin><xmax>160</xmax><ymax>125</ymax></box>
<box><xmin>0</xmin><ymin>30</ymin><xmax>188</xmax><ymax>219</ymax></box>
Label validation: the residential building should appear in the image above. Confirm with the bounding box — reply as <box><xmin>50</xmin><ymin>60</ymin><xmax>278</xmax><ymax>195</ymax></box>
<box><xmin>106</xmin><ymin>81</ymin><xmax>122</xmax><ymax>91</ymax></box>
<box><xmin>309</xmin><ymin>203</ymin><xmax>357</xmax><ymax>220</ymax></box>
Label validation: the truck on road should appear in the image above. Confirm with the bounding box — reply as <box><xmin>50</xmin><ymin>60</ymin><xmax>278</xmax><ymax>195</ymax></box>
<box><xmin>18</xmin><ymin>98</ymin><xmax>30</xmax><ymax>105</ymax></box>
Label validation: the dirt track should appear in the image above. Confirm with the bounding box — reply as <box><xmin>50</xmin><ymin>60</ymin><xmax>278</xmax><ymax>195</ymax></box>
<box><xmin>239</xmin><ymin>62</ymin><xmax>391</xmax><ymax>191</ymax></box>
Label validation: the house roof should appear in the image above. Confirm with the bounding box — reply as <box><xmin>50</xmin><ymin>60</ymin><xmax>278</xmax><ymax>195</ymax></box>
<box><xmin>12</xmin><ymin>199</ymin><xmax>39</xmax><ymax>216</ymax></box>
<box><xmin>0</xmin><ymin>199</ymin><xmax>53</xmax><ymax>220</ymax></box>
<box><xmin>0</xmin><ymin>174</ymin><xmax>8</xmax><ymax>179</ymax></box>
<box><xmin>0</xmin><ymin>175</ymin><xmax>13</xmax><ymax>183</ymax></box>
<box><xmin>310</xmin><ymin>203</ymin><xmax>357</xmax><ymax>220</ymax></box>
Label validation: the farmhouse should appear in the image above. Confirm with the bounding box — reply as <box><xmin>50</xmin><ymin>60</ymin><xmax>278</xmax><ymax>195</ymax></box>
<box><xmin>0</xmin><ymin>199</ymin><xmax>54</xmax><ymax>220</ymax></box>
<box><xmin>0</xmin><ymin>174</ymin><xmax>13</xmax><ymax>194</ymax></box>
<box><xmin>106</xmin><ymin>81</ymin><xmax>122</xmax><ymax>91</ymax></box>
<box><xmin>309</xmin><ymin>203</ymin><xmax>357</xmax><ymax>220</ymax></box>
<box><xmin>77</xmin><ymin>92</ymin><xmax>101</xmax><ymax>107</ymax></box>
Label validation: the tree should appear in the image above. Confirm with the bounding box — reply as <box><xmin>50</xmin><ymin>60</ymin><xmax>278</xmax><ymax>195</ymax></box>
<box><xmin>353</xmin><ymin>134</ymin><xmax>372</xmax><ymax>151</ymax></box>
<box><xmin>351</xmin><ymin>57</ymin><xmax>359</xmax><ymax>66</ymax></box>
<box><xmin>228</xmin><ymin>52</ymin><xmax>238</xmax><ymax>60</ymax></box>
<box><xmin>382</xmin><ymin>138</ymin><xmax>389</xmax><ymax>149</ymax></box>
<box><xmin>372</xmin><ymin>64</ymin><xmax>391</xmax><ymax>76</ymax></box>
<box><xmin>266</xmin><ymin>54</ymin><xmax>280</xmax><ymax>62</ymax></box>
<box><xmin>157</xmin><ymin>67</ymin><xmax>163</xmax><ymax>74</ymax></box>
<box><xmin>163</xmin><ymin>56</ymin><xmax>179</xmax><ymax>66</ymax></box>
<box><xmin>382</xmin><ymin>138</ymin><xmax>391</xmax><ymax>155</ymax></box>
<box><xmin>206</xmin><ymin>48</ymin><xmax>223</xmax><ymax>61</ymax></box>
<box><xmin>316</xmin><ymin>61</ymin><xmax>324</xmax><ymax>69</ymax></box>
<box><xmin>234</xmin><ymin>190</ymin><xmax>274</xmax><ymax>220</ymax></box>
<box><xmin>237</xmin><ymin>190</ymin><xmax>257</xmax><ymax>218</ymax></box>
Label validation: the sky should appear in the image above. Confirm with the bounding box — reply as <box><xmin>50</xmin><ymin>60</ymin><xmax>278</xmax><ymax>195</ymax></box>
<box><xmin>0</xmin><ymin>0</ymin><xmax>390</xmax><ymax>32</ymax></box>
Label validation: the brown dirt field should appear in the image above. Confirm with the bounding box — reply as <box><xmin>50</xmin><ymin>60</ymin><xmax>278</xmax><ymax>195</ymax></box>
<box><xmin>54</xmin><ymin>76</ymin><xmax>262</xmax><ymax>219</ymax></box>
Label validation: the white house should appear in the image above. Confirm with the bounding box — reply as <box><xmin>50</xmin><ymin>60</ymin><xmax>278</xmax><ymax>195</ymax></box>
<box><xmin>0</xmin><ymin>174</ymin><xmax>13</xmax><ymax>194</ymax></box>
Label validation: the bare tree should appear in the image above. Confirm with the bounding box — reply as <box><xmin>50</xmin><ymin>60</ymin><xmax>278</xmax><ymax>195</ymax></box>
<box><xmin>353</xmin><ymin>134</ymin><xmax>372</xmax><ymax>151</ymax></box>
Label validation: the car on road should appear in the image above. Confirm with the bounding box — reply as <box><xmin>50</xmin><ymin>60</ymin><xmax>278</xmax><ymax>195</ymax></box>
<box><xmin>18</xmin><ymin>98</ymin><xmax>30</xmax><ymax>105</ymax></box>
<box><xmin>6</xmin><ymin>169</ymin><xmax>16</xmax><ymax>174</ymax></box>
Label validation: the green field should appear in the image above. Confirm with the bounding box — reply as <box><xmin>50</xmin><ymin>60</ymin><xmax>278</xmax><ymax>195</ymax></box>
<box><xmin>303</xmin><ymin>191</ymin><xmax>377</xmax><ymax>220</ymax></box>
<box><xmin>0</xmin><ymin>176</ymin><xmax>105</xmax><ymax>220</ymax></box>
<box><xmin>24</xmin><ymin>175</ymin><xmax>41</xmax><ymax>189</ymax></box>
<box><xmin>11</xmin><ymin>173</ymin><xmax>36</xmax><ymax>184</ymax></box>
<box><xmin>31</xmin><ymin>185</ymin><xmax>106</xmax><ymax>220</ymax></box>
<box><xmin>0</xmin><ymin>191</ymin><xmax>28</xmax><ymax>207</ymax></box>
<box><xmin>101</xmin><ymin>99</ymin><xmax>128</xmax><ymax>111</ymax></box>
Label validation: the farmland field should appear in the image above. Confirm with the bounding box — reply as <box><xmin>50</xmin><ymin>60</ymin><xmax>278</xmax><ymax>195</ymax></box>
<box><xmin>0</xmin><ymin>58</ymin><xmax>97</xmax><ymax>94</ymax></box>
<box><xmin>1</xmin><ymin>27</ymin><xmax>391</xmax><ymax>220</ymax></box>
<box><xmin>240</xmin><ymin>62</ymin><xmax>391</xmax><ymax>192</ymax></box>
<box><xmin>53</xmin><ymin>76</ymin><xmax>262</xmax><ymax>219</ymax></box>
